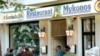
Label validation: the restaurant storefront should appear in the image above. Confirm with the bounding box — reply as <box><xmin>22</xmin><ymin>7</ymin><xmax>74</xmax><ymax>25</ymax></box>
<box><xmin>0</xmin><ymin>0</ymin><xmax>100</xmax><ymax>56</ymax></box>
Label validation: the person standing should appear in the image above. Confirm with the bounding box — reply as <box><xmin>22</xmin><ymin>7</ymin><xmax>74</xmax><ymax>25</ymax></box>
<box><xmin>56</xmin><ymin>45</ymin><xmax>65</xmax><ymax>56</ymax></box>
<box><xmin>63</xmin><ymin>45</ymin><xmax>74</xmax><ymax>56</ymax></box>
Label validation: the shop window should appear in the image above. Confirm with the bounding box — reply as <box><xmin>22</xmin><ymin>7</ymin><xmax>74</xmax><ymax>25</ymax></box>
<box><xmin>82</xmin><ymin>17</ymin><xmax>95</xmax><ymax>56</ymax></box>
<box><xmin>83</xmin><ymin>19</ymin><xmax>90</xmax><ymax>32</ymax></box>
<box><xmin>9</xmin><ymin>22</ymin><xmax>39</xmax><ymax>55</ymax></box>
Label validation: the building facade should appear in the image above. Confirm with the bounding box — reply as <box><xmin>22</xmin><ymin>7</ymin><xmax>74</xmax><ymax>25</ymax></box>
<box><xmin>0</xmin><ymin>0</ymin><xmax>100</xmax><ymax>56</ymax></box>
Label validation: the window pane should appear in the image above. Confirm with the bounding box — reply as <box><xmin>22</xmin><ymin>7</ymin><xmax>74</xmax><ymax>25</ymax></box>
<box><xmin>9</xmin><ymin>22</ymin><xmax>39</xmax><ymax>55</ymax></box>
<box><xmin>84</xmin><ymin>35</ymin><xmax>91</xmax><ymax>50</ymax></box>
<box><xmin>84</xmin><ymin>19</ymin><xmax>90</xmax><ymax>32</ymax></box>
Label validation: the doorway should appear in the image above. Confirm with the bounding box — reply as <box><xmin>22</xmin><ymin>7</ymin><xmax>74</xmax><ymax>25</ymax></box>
<box><xmin>81</xmin><ymin>16</ymin><xmax>95</xmax><ymax>56</ymax></box>
<box><xmin>51</xmin><ymin>19</ymin><xmax>67</xmax><ymax>56</ymax></box>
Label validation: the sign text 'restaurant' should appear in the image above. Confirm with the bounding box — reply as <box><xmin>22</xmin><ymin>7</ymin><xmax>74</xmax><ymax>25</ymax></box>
<box><xmin>27</xmin><ymin>8</ymin><xmax>53</xmax><ymax>18</ymax></box>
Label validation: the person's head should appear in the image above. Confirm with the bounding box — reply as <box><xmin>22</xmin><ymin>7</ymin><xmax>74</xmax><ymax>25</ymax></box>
<box><xmin>7</xmin><ymin>48</ymin><xmax>10</xmax><ymax>52</ymax></box>
<box><xmin>20</xmin><ymin>47</ymin><xmax>25</xmax><ymax>52</ymax></box>
<box><xmin>25</xmin><ymin>47</ymin><xmax>29</xmax><ymax>52</ymax></box>
<box><xmin>56</xmin><ymin>45</ymin><xmax>61</xmax><ymax>51</ymax></box>
<box><xmin>64</xmin><ymin>45</ymin><xmax>70</xmax><ymax>52</ymax></box>
<box><xmin>32</xmin><ymin>47</ymin><xmax>36</xmax><ymax>51</ymax></box>
<box><xmin>9</xmin><ymin>49</ymin><xmax>13</xmax><ymax>53</ymax></box>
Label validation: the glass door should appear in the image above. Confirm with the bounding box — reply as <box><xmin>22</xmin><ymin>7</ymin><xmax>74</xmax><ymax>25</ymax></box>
<box><xmin>81</xmin><ymin>17</ymin><xmax>95</xmax><ymax>56</ymax></box>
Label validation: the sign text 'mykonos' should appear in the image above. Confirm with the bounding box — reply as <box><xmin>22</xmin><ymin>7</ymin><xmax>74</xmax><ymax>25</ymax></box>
<box><xmin>62</xmin><ymin>2</ymin><xmax>91</xmax><ymax>15</ymax></box>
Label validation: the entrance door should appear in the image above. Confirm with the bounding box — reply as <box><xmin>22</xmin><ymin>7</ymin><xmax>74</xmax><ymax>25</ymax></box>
<box><xmin>81</xmin><ymin>16</ymin><xmax>95</xmax><ymax>56</ymax></box>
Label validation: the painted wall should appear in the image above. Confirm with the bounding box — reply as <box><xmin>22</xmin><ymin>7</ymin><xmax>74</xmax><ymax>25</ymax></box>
<box><xmin>66</xmin><ymin>17</ymin><xmax>82</xmax><ymax>56</ymax></box>
<box><xmin>39</xmin><ymin>20</ymin><xmax>49</xmax><ymax>56</ymax></box>
<box><xmin>66</xmin><ymin>17</ymin><xmax>78</xmax><ymax>45</ymax></box>
<box><xmin>77</xmin><ymin>17</ymin><xmax>82</xmax><ymax>56</ymax></box>
<box><xmin>0</xmin><ymin>24</ymin><xmax>9</xmax><ymax>56</ymax></box>
<box><xmin>95</xmin><ymin>15</ymin><xmax>100</xmax><ymax>54</ymax></box>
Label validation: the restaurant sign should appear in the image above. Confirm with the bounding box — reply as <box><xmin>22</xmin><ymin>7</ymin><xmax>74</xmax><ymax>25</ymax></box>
<box><xmin>26</xmin><ymin>7</ymin><xmax>54</xmax><ymax>20</ymax></box>
<box><xmin>3</xmin><ymin>12</ymin><xmax>24</xmax><ymax>21</ymax></box>
<box><xmin>61</xmin><ymin>1</ymin><xmax>97</xmax><ymax>16</ymax></box>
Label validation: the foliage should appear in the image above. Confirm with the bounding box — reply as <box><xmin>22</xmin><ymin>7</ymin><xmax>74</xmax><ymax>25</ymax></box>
<box><xmin>10</xmin><ymin>23</ymin><xmax>39</xmax><ymax>49</ymax></box>
<box><xmin>11</xmin><ymin>3</ymin><xmax>25</xmax><ymax>11</ymax></box>
<box><xmin>0</xmin><ymin>0</ymin><xmax>26</xmax><ymax>11</ymax></box>
<box><xmin>0</xmin><ymin>0</ymin><xmax>7</xmax><ymax>8</ymax></box>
